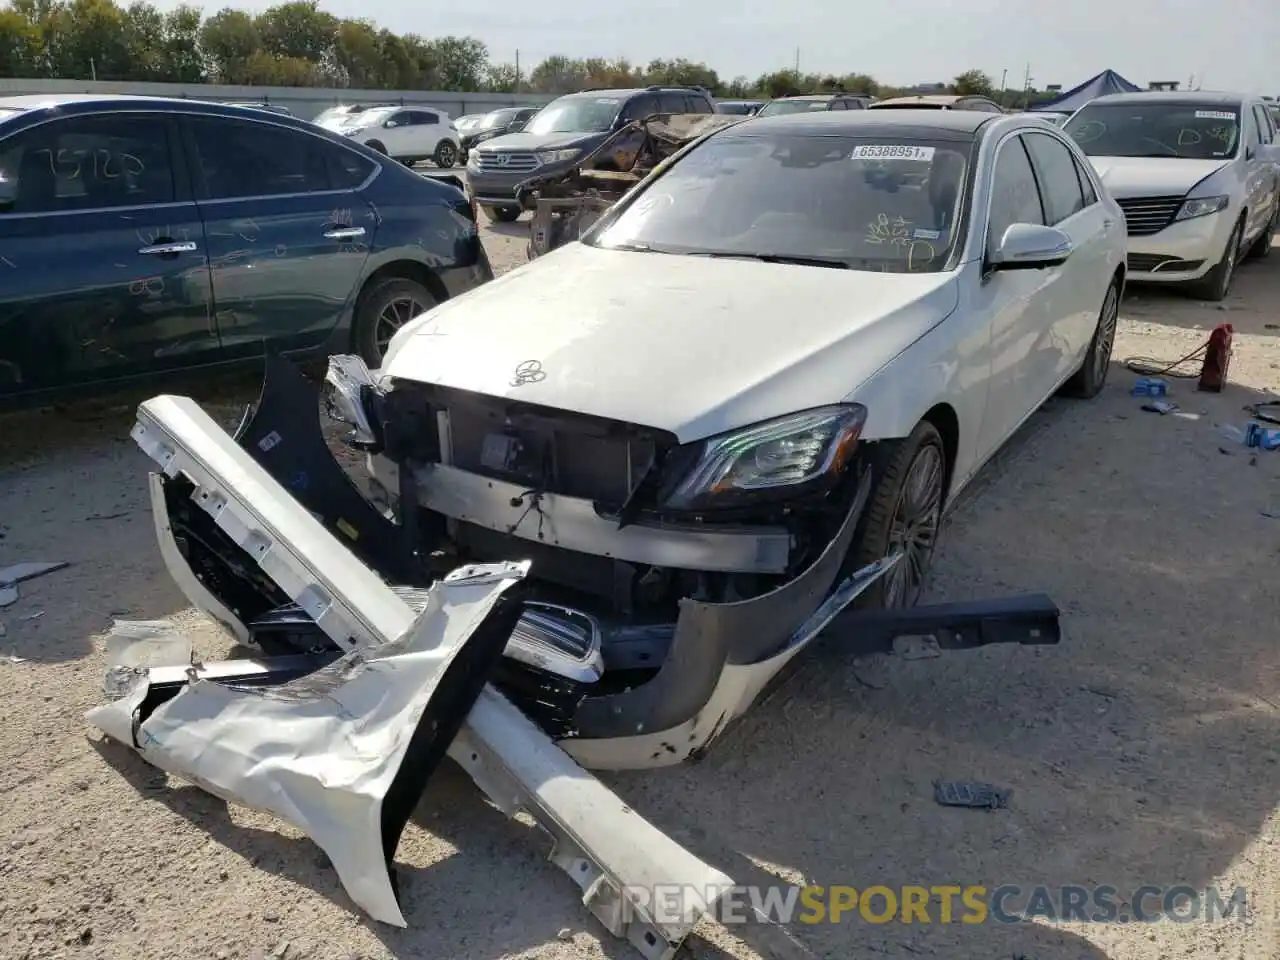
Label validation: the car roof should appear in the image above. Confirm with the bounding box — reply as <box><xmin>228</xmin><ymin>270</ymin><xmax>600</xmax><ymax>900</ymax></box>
<box><xmin>732</xmin><ymin>109</ymin><xmax>996</xmax><ymax>139</ymax></box>
<box><xmin>561</xmin><ymin>87</ymin><xmax>703</xmax><ymax>100</ymax></box>
<box><xmin>1083</xmin><ymin>90</ymin><xmax>1252</xmax><ymax>107</ymax></box>
<box><xmin>0</xmin><ymin>94</ymin><xmax>370</xmax><ymax>142</ymax></box>
<box><xmin>872</xmin><ymin>94</ymin><xmax>990</xmax><ymax>107</ymax></box>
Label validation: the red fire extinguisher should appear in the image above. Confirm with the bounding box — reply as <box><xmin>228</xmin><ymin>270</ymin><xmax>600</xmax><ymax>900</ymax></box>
<box><xmin>1198</xmin><ymin>323</ymin><xmax>1233</xmax><ymax>392</ymax></box>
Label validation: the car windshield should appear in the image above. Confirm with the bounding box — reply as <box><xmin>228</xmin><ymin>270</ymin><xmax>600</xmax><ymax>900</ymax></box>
<box><xmin>1064</xmin><ymin>102</ymin><xmax>1241</xmax><ymax>160</ymax></box>
<box><xmin>756</xmin><ymin>100</ymin><xmax>829</xmax><ymax>117</ymax></box>
<box><xmin>524</xmin><ymin>96</ymin><xmax>620</xmax><ymax>135</ymax></box>
<box><xmin>588</xmin><ymin>132</ymin><xmax>972</xmax><ymax>273</ymax></box>
<box><xmin>478</xmin><ymin>109</ymin><xmax>517</xmax><ymax>130</ymax></box>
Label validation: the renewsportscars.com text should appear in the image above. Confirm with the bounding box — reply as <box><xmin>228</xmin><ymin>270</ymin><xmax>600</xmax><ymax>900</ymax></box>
<box><xmin>622</xmin><ymin>884</ymin><xmax>1250</xmax><ymax>926</ymax></box>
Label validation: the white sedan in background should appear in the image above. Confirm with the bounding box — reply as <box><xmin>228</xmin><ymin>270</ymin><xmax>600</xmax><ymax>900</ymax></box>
<box><xmin>1064</xmin><ymin>91</ymin><xmax>1280</xmax><ymax>299</ymax></box>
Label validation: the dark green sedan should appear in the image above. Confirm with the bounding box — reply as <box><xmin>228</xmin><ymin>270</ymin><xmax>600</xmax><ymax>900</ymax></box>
<box><xmin>0</xmin><ymin>95</ymin><xmax>492</xmax><ymax>408</ymax></box>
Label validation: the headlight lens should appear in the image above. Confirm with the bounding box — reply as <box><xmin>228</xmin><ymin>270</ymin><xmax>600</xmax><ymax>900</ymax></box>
<box><xmin>537</xmin><ymin>148</ymin><xmax>582</xmax><ymax>165</ymax></box>
<box><xmin>1175</xmin><ymin>195</ymin><xmax>1229</xmax><ymax>221</ymax></box>
<box><xmin>662</xmin><ymin>404</ymin><xmax>867</xmax><ymax>512</ymax></box>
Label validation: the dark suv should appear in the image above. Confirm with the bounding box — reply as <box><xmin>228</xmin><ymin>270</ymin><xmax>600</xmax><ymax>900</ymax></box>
<box><xmin>0</xmin><ymin>95</ymin><xmax>491</xmax><ymax>408</ymax></box>
<box><xmin>466</xmin><ymin>85</ymin><xmax>717</xmax><ymax>223</ymax></box>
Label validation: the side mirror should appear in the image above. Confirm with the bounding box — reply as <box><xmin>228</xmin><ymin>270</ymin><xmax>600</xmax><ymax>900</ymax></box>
<box><xmin>989</xmin><ymin>223</ymin><xmax>1073</xmax><ymax>271</ymax></box>
<box><xmin>383</xmin><ymin>119</ymin><xmax>398</xmax><ymax>129</ymax></box>
<box><xmin>508</xmin><ymin>120</ymin><xmax>526</xmax><ymax>132</ymax></box>
<box><xmin>1255</xmin><ymin>143</ymin><xmax>1280</xmax><ymax>164</ymax></box>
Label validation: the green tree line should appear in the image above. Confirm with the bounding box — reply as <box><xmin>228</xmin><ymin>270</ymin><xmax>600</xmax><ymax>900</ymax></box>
<box><xmin>0</xmin><ymin>0</ymin><xmax>1059</xmax><ymax>103</ymax></box>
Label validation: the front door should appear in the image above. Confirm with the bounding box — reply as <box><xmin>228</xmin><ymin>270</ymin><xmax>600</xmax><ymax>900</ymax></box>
<box><xmin>0</xmin><ymin>111</ymin><xmax>215</xmax><ymax>400</ymax></box>
<box><xmin>182</xmin><ymin>114</ymin><xmax>376</xmax><ymax>359</ymax></box>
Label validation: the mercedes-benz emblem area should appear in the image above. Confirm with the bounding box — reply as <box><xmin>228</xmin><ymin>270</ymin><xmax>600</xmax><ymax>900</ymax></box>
<box><xmin>510</xmin><ymin>359</ymin><xmax>546</xmax><ymax>386</ymax></box>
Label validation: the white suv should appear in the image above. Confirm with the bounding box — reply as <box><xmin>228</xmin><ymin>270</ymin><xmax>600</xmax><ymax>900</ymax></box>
<box><xmin>338</xmin><ymin>106</ymin><xmax>461</xmax><ymax>168</ymax></box>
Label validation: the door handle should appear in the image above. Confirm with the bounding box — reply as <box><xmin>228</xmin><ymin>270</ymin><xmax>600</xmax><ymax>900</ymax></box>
<box><xmin>324</xmin><ymin>227</ymin><xmax>366</xmax><ymax>240</ymax></box>
<box><xmin>138</xmin><ymin>241</ymin><xmax>197</xmax><ymax>256</ymax></box>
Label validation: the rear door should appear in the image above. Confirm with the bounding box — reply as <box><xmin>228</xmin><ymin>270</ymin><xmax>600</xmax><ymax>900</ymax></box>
<box><xmin>1240</xmin><ymin>107</ymin><xmax>1268</xmax><ymax>245</ymax></box>
<box><xmin>403</xmin><ymin>110</ymin><xmax>445</xmax><ymax>159</ymax></box>
<box><xmin>0</xmin><ymin>110</ymin><xmax>215</xmax><ymax>400</ymax></box>
<box><xmin>972</xmin><ymin>132</ymin><xmax>1057</xmax><ymax>460</ymax></box>
<box><xmin>183</xmin><ymin>114</ymin><xmax>377</xmax><ymax>358</ymax></box>
<box><xmin>1021</xmin><ymin>130</ymin><xmax>1110</xmax><ymax>382</ymax></box>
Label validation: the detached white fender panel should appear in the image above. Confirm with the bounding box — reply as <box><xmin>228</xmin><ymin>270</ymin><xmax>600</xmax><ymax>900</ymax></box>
<box><xmin>88</xmin><ymin>562</ymin><xmax>529</xmax><ymax>927</ymax></box>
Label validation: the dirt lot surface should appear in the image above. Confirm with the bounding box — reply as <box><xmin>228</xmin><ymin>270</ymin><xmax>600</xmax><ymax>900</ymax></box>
<box><xmin>2</xmin><ymin>219</ymin><xmax>1279</xmax><ymax>960</ymax></box>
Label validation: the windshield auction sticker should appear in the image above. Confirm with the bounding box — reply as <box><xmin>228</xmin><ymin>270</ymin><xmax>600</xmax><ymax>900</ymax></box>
<box><xmin>1195</xmin><ymin>111</ymin><xmax>1235</xmax><ymax>120</ymax></box>
<box><xmin>851</xmin><ymin>144</ymin><xmax>936</xmax><ymax>161</ymax></box>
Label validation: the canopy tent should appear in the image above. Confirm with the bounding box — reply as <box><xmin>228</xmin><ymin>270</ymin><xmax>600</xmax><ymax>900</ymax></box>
<box><xmin>1029</xmin><ymin>69</ymin><xmax>1142</xmax><ymax>113</ymax></box>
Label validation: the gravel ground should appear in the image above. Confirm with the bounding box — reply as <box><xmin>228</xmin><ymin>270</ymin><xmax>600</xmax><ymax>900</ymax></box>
<box><xmin>1</xmin><ymin>219</ymin><xmax>1279</xmax><ymax>960</ymax></box>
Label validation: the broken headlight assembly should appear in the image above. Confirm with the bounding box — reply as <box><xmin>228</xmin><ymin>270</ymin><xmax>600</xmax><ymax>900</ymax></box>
<box><xmin>659</xmin><ymin>404</ymin><xmax>867</xmax><ymax>512</ymax></box>
<box><xmin>323</xmin><ymin>355</ymin><xmax>383</xmax><ymax>449</ymax></box>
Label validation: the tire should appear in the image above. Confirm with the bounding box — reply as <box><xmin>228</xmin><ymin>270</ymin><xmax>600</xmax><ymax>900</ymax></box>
<box><xmin>481</xmin><ymin>205</ymin><xmax>521</xmax><ymax>224</ymax></box>
<box><xmin>1245</xmin><ymin>203</ymin><xmax>1277</xmax><ymax>260</ymax></box>
<box><xmin>353</xmin><ymin>277</ymin><xmax>436</xmax><ymax>367</ymax></box>
<box><xmin>1189</xmin><ymin>217</ymin><xmax>1243</xmax><ymax>301</ymax></box>
<box><xmin>365</xmin><ymin>139</ymin><xmax>387</xmax><ymax>155</ymax></box>
<box><xmin>434</xmin><ymin>140</ymin><xmax>458</xmax><ymax>168</ymax></box>
<box><xmin>845</xmin><ymin>420</ymin><xmax>947</xmax><ymax>611</ymax></box>
<box><xmin>1062</xmin><ymin>278</ymin><xmax>1120</xmax><ymax>399</ymax></box>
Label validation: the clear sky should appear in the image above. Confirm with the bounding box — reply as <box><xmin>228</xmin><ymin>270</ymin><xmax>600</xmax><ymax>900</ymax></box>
<box><xmin>159</xmin><ymin>0</ymin><xmax>1279</xmax><ymax>93</ymax></box>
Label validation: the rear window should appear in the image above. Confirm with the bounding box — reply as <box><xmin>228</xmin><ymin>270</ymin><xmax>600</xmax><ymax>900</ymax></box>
<box><xmin>756</xmin><ymin>100</ymin><xmax>830</xmax><ymax>117</ymax></box>
<box><xmin>589</xmin><ymin>132</ymin><xmax>973</xmax><ymax>274</ymax></box>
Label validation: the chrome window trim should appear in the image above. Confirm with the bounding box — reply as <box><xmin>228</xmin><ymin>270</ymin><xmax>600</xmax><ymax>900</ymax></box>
<box><xmin>1021</xmin><ymin>128</ymin><xmax>1097</xmax><ymax>220</ymax></box>
<box><xmin>0</xmin><ymin>105</ymin><xmax>382</xmax><ymax>219</ymax></box>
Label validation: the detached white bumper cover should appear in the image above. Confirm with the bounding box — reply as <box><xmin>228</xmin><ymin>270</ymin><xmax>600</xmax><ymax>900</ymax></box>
<box><xmin>88</xmin><ymin>562</ymin><xmax>528</xmax><ymax>927</ymax></box>
<box><xmin>107</xmin><ymin>392</ymin><xmax>734</xmax><ymax>960</ymax></box>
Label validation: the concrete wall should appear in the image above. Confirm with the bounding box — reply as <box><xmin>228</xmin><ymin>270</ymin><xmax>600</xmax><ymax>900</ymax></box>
<box><xmin>0</xmin><ymin>78</ymin><xmax>556</xmax><ymax>121</ymax></box>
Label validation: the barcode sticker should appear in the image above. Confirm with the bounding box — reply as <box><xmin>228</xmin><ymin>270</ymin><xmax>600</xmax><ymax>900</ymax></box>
<box><xmin>851</xmin><ymin>144</ymin><xmax>936</xmax><ymax>162</ymax></box>
<box><xmin>1195</xmin><ymin>110</ymin><xmax>1235</xmax><ymax>120</ymax></box>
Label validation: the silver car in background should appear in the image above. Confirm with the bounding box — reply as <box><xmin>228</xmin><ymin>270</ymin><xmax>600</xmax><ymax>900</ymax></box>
<box><xmin>1064</xmin><ymin>91</ymin><xmax>1280</xmax><ymax>300</ymax></box>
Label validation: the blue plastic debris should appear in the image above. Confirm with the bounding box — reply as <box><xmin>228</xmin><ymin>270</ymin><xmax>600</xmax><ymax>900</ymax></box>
<box><xmin>1244</xmin><ymin>422</ymin><xmax>1280</xmax><ymax>450</ymax></box>
<box><xmin>1131</xmin><ymin>378</ymin><xmax>1168</xmax><ymax>398</ymax></box>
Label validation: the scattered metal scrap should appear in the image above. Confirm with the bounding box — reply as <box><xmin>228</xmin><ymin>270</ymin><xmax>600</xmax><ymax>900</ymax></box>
<box><xmin>933</xmin><ymin>780</ymin><xmax>1011</xmax><ymax>810</ymax></box>
<box><xmin>519</xmin><ymin>113</ymin><xmax>743</xmax><ymax>260</ymax></box>
<box><xmin>0</xmin><ymin>561</ymin><xmax>70</xmax><ymax>608</ymax></box>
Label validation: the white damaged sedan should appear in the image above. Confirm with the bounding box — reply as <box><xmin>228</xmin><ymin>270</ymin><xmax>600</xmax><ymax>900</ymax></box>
<box><xmin>92</xmin><ymin>110</ymin><xmax>1120</xmax><ymax>943</ymax></box>
<box><xmin>342</xmin><ymin>109</ymin><xmax>1122</xmax><ymax>764</ymax></box>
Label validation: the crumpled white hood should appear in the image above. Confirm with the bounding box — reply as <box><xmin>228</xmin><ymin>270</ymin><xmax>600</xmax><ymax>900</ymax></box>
<box><xmin>1088</xmin><ymin>155</ymin><xmax>1230</xmax><ymax>198</ymax></box>
<box><xmin>382</xmin><ymin>243</ymin><xmax>958</xmax><ymax>442</ymax></box>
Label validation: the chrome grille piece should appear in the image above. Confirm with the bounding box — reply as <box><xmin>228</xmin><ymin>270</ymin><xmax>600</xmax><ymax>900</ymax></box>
<box><xmin>387</xmin><ymin>588</ymin><xmax>603</xmax><ymax>683</ymax></box>
<box><xmin>1115</xmin><ymin>196</ymin><xmax>1183</xmax><ymax>237</ymax></box>
<box><xmin>474</xmin><ymin>150</ymin><xmax>540</xmax><ymax>173</ymax></box>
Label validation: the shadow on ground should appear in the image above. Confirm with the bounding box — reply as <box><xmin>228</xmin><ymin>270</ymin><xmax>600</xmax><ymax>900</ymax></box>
<box><xmin>0</xmin><ymin>376</ymin><xmax>260</xmax><ymax>662</ymax></box>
